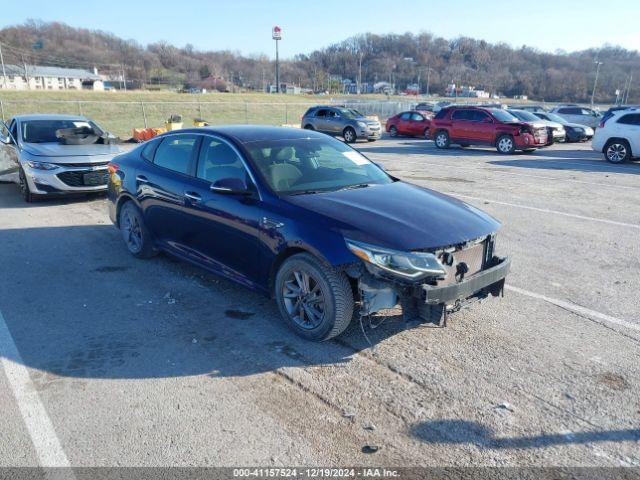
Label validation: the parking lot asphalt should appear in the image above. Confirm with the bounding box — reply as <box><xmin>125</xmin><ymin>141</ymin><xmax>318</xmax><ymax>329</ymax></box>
<box><xmin>0</xmin><ymin>138</ymin><xmax>639</xmax><ymax>468</ymax></box>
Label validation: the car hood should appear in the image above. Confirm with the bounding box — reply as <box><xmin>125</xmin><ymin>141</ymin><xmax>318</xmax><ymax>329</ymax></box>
<box><xmin>287</xmin><ymin>181</ymin><xmax>500</xmax><ymax>250</ymax></box>
<box><xmin>536</xmin><ymin>120</ymin><xmax>564</xmax><ymax>128</ymax></box>
<box><xmin>21</xmin><ymin>142</ymin><xmax>123</xmax><ymax>159</ymax></box>
<box><xmin>562</xmin><ymin>121</ymin><xmax>591</xmax><ymax>129</ymax></box>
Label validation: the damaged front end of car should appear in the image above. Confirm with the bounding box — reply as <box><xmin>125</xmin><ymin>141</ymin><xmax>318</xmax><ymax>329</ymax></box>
<box><xmin>344</xmin><ymin>234</ymin><xmax>511</xmax><ymax>325</ymax></box>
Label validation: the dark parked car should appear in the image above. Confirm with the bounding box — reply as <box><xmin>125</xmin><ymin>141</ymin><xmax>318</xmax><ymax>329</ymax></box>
<box><xmin>531</xmin><ymin>111</ymin><xmax>594</xmax><ymax>142</ymax></box>
<box><xmin>385</xmin><ymin>111</ymin><xmax>432</xmax><ymax>138</ymax></box>
<box><xmin>430</xmin><ymin>106</ymin><xmax>548</xmax><ymax>153</ymax></box>
<box><xmin>108</xmin><ymin>126</ymin><xmax>510</xmax><ymax>341</ymax></box>
<box><xmin>301</xmin><ymin>106</ymin><xmax>381</xmax><ymax>143</ymax></box>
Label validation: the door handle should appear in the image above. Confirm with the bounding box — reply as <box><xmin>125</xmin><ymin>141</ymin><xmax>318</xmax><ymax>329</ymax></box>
<box><xmin>184</xmin><ymin>191</ymin><xmax>202</xmax><ymax>203</ymax></box>
<box><xmin>136</xmin><ymin>175</ymin><xmax>149</xmax><ymax>183</ymax></box>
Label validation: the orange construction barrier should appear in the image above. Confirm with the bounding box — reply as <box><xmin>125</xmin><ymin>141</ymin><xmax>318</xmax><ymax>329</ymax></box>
<box><xmin>132</xmin><ymin>127</ymin><xmax>167</xmax><ymax>142</ymax></box>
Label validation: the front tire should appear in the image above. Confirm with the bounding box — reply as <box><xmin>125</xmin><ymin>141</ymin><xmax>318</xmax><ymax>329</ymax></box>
<box><xmin>119</xmin><ymin>202</ymin><xmax>157</xmax><ymax>259</ymax></box>
<box><xmin>275</xmin><ymin>253</ymin><xmax>354</xmax><ymax>341</ymax></box>
<box><xmin>496</xmin><ymin>135</ymin><xmax>516</xmax><ymax>154</ymax></box>
<box><xmin>434</xmin><ymin>130</ymin><xmax>450</xmax><ymax>149</ymax></box>
<box><xmin>343</xmin><ymin>127</ymin><xmax>357</xmax><ymax>144</ymax></box>
<box><xmin>18</xmin><ymin>168</ymin><xmax>35</xmax><ymax>203</ymax></box>
<box><xmin>604</xmin><ymin>140</ymin><xmax>631</xmax><ymax>163</ymax></box>
<box><xmin>423</xmin><ymin>128</ymin><xmax>430</xmax><ymax>139</ymax></box>
<box><xmin>389</xmin><ymin>126</ymin><xmax>398</xmax><ymax>137</ymax></box>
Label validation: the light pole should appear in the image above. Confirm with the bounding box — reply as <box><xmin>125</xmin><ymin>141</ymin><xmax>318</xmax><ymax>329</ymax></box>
<box><xmin>272</xmin><ymin>26</ymin><xmax>282</xmax><ymax>93</ymax></box>
<box><xmin>591</xmin><ymin>60</ymin><xmax>603</xmax><ymax>106</ymax></box>
<box><xmin>425</xmin><ymin>65</ymin><xmax>431</xmax><ymax>97</ymax></box>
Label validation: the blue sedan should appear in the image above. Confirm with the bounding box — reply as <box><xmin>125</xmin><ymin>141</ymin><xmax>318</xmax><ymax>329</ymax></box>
<box><xmin>107</xmin><ymin>126</ymin><xmax>510</xmax><ymax>341</ymax></box>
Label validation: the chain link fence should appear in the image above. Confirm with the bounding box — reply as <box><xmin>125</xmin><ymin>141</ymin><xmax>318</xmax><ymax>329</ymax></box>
<box><xmin>0</xmin><ymin>99</ymin><xmax>416</xmax><ymax>139</ymax></box>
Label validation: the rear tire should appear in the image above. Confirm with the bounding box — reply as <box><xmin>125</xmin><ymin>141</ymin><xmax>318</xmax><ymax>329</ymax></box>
<box><xmin>604</xmin><ymin>139</ymin><xmax>631</xmax><ymax>163</ymax></box>
<box><xmin>343</xmin><ymin>127</ymin><xmax>357</xmax><ymax>144</ymax></box>
<box><xmin>496</xmin><ymin>135</ymin><xmax>516</xmax><ymax>154</ymax></box>
<box><xmin>119</xmin><ymin>201</ymin><xmax>157</xmax><ymax>259</ymax></box>
<box><xmin>275</xmin><ymin>253</ymin><xmax>354</xmax><ymax>341</ymax></box>
<box><xmin>18</xmin><ymin>168</ymin><xmax>35</xmax><ymax>203</ymax></box>
<box><xmin>434</xmin><ymin>130</ymin><xmax>450</xmax><ymax>149</ymax></box>
<box><xmin>303</xmin><ymin>124</ymin><xmax>315</xmax><ymax>130</ymax></box>
<box><xmin>423</xmin><ymin>128</ymin><xmax>430</xmax><ymax>139</ymax></box>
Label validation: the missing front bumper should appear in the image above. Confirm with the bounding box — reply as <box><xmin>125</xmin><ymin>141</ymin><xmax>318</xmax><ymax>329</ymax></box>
<box><xmin>420</xmin><ymin>256</ymin><xmax>511</xmax><ymax>305</ymax></box>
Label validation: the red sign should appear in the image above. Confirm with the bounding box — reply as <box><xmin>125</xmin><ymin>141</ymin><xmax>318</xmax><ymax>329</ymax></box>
<box><xmin>272</xmin><ymin>26</ymin><xmax>282</xmax><ymax>40</ymax></box>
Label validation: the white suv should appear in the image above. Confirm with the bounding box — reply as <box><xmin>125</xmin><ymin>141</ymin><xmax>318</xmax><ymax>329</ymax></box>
<box><xmin>592</xmin><ymin>108</ymin><xmax>640</xmax><ymax>163</ymax></box>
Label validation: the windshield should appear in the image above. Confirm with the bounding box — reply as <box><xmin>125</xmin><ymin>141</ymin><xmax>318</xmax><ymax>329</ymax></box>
<box><xmin>21</xmin><ymin>119</ymin><xmax>102</xmax><ymax>143</ymax></box>
<box><xmin>490</xmin><ymin>110</ymin><xmax>519</xmax><ymax>123</ymax></box>
<box><xmin>245</xmin><ymin>137</ymin><xmax>393</xmax><ymax>195</ymax></box>
<box><xmin>509</xmin><ymin>110</ymin><xmax>540</xmax><ymax>122</ymax></box>
<box><xmin>542</xmin><ymin>113</ymin><xmax>565</xmax><ymax>123</ymax></box>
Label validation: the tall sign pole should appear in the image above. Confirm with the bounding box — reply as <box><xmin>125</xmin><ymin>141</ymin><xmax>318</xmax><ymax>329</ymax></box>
<box><xmin>272</xmin><ymin>26</ymin><xmax>282</xmax><ymax>93</ymax></box>
<box><xmin>0</xmin><ymin>43</ymin><xmax>8</xmax><ymax>89</ymax></box>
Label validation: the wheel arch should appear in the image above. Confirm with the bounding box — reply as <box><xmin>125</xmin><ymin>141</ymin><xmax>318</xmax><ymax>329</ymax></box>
<box><xmin>603</xmin><ymin>137</ymin><xmax>631</xmax><ymax>154</ymax></box>
<box><xmin>114</xmin><ymin>193</ymin><xmax>140</xmax><ymax>228</ymax></box>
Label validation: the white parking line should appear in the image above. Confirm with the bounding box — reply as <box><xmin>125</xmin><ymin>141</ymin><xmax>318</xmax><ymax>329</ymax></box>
<box><xmin>449</xmin><ymin>193</ymin><xmax>640</xmax><ymax>230</ymax></box>
<box><xmin>506</xmin><ymin>285</ymin><xmax>640</xmax><ymax>333</ymax></box>
<box><xmin>0</xmin><ymin>310</ymin><xmax>72</xmax><ymax>469</ymax></box>
<box><xmin>392</xmin><ymin>159</ymin><xmax>640</xmax><ymax>191</ymax></box>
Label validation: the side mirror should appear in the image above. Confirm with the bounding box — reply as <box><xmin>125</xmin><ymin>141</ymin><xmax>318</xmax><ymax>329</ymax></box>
<box><xmin>211</xmin><ymin>177</ymin><xmax>251</xmax><ymax>195</ymax></box>
<box><xmin>0</xmin><ymin>134</ymin><xmax>9</xmax><ymax>145</ymax></box>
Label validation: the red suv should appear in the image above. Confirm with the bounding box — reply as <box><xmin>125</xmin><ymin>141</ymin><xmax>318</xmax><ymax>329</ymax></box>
<box><xmin>430</xmin><ymin>106</ymin><xmax>548</xmax><ymax>154</ymax></box>
<box><xmin>385</xmin><ymin>110</ymin><xmax>432</xmax><ymax>138</ymax></box>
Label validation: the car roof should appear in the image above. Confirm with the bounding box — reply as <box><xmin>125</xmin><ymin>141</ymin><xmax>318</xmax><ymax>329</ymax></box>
<box><xmin>11</xmin><ymin>114</ymin><xmax>89</xmax><ymax>122</ymax></box>
<box><xmin>167</xmin><ymin>125</ymin><xmax>331</xmax><ymax>144</ymax></box>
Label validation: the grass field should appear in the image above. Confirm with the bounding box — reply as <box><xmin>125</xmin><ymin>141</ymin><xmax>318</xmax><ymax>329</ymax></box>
<box><xmin>0</xmin><ymin>89</ymin><xmax>548</xmax><ymax>138</ymax></box>
<box><xmin>0</xmin><ymin>91</ymin><xmax>333</xmax><ymax>138</ymax></box>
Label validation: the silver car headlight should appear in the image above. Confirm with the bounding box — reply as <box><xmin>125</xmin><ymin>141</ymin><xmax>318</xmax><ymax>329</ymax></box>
<box><xmin>346</xmin><ymin>239</ymin><xmax>446</xmax><ymax>280</ymax></box>
<box><xmin>26</xmin><ymin>160</ymin><xmax>59</xmax><ymax>170</ymax></box>
<box><xmin>356</xmin><ymin>121</ymin><xmax>367</xmax><ymax>128</ymax></box>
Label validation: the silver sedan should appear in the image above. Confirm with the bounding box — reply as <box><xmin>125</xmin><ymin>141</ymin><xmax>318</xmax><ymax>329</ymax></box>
<box><xmin>0</xmin><ymin>114</ymin><xmax>123</xmax><ymax>202</ymax></box>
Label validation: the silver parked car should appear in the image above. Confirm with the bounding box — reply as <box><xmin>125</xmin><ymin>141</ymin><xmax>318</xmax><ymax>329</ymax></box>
<box><xmin>301</xmin><ymin>106</ymin><xmax>381</xmax><ymax>143</ymax></box>
<box><xmin>550</xmin><ymin>105</ymin><xmax>603</xmax><ymax>128</ymax></box>
<box><xmin>0</xmin><ymin>114</ymin><xmax>123</xmax><ymax>202</ymax></box>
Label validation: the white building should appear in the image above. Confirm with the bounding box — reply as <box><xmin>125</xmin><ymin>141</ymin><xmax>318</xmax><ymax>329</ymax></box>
<box><xmin>0</xmin><ymin>65</ymin><xmax>104</xmax><ymax>91</ymax></box>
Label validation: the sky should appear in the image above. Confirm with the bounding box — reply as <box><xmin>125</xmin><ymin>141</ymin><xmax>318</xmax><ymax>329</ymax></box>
<box><xmin>4</xmin><ymin>0</ymin><xmax>640</xmax><ymax>58</ymax></box>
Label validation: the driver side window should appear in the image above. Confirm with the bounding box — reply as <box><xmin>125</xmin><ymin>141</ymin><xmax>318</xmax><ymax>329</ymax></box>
<box><xmin>197</xmin><ymin>137</ymin><xmax>248</xmax><ymax>185</ymax></box>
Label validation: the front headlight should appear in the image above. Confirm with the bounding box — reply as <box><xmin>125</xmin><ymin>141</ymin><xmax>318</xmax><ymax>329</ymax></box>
<box><xmin>346</xmin><ymin>239</ymin><xmax>446</xmax><ymax>280</ymax></box>
<box><xmin>356</xmin><ymin>121</ymin><xmax>367</xmax><ymax>128</ymax></box>
<box><xmin>26</xmin><ymin>160</ymin><xmax>59</xmax><ymax>170</ymax></box>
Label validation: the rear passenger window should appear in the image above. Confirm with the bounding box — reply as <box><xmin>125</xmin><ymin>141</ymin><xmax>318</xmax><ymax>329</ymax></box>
<box><xmin>315</xmin><ymin>109</ymin><xmax>327</xmax><ymax>117</ymax></box>
<box><xmin>153</xmin><ymin>135</ymin><xmax>198</xmax><ymax>175</ymax></box>
<box><xmin>451</xmin><ymin>109</ymin><xmax>470</xmax><ymax>121</ymax></box>
<box><xmin>433</xmin><ymin>109</ymin><xmax>449</xmax><ymax>120</ymax></box>
<box><xmin>410</xmin><ymin>113</ymin><xmax>425</xmax><ymax>121</ymax></box>
<box><xmin>618</xmin><ymin>114</ymin><xmax>640</xmax><ymax>126</ymax></box>
<box><xmin>140</xmin><ymin>139</ymin><xmax>160</xmax><ymax>162</ymax></box>
<box><xmin>197</xmin><ymin>137</ymin><xmax>247</xmax><ymax>184</ymax></box>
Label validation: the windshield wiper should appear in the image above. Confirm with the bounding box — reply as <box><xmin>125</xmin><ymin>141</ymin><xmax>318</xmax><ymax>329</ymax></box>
<box><xmin>337</xmin><ymin>183</ymin><xmax>372</xmax><ymax>191</ymax></box>
<box><xmin>287</xmin><ymin>189</ymin><xmax>325</xmax><ymax>196</ymax></box>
